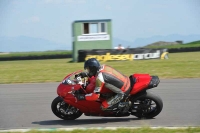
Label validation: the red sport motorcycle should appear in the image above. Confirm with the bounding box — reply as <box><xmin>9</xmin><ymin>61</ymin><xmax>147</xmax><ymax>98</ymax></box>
<box><xmin>51</xmin><ymin>70</ymin><xmax>163</xmax><ymax>120</ymax></box>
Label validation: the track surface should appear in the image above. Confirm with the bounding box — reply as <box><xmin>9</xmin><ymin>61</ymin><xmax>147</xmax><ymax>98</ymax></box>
<box><xmin>0</xmin><ymin>79</ymin><xmax>200</xmax><ymax>129</ymax></box>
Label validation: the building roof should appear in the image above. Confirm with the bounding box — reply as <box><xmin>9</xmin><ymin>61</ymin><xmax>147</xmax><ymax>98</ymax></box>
<box><xmin>73</xmin><ymin>19</ymin><xmax>111</xmax><ymax>23</ymax></box>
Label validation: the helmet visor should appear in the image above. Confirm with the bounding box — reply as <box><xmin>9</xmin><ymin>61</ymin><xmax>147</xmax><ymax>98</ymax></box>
<box><xmin>85</xmin><ymin>67</ymin><xmax>90</xmax><ymax>73</ymax></box>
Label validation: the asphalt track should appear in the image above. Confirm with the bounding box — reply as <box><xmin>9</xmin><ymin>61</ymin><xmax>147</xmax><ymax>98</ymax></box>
<box><xmin>0</xmin><ymin>79</ymin><xmax>200</xmax><ymax>130</ymax></box>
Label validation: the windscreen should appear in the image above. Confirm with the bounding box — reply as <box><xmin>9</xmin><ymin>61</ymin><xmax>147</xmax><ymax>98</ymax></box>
<box><xmin>62</xmin><ymin>70</ymin><xmax>83</xmax><ymax>85</ymax></box>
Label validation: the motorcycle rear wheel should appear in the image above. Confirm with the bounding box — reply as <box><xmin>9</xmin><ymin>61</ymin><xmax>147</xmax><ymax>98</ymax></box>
<box><xmin>130</xmin><ymin>91</ymin><xmax>163</xmax><ymax>119</ymax></box>
<box><xmin>51</xmin><ymin>96</ymin><xmax>83</xmax><ymax>120</ymax></box>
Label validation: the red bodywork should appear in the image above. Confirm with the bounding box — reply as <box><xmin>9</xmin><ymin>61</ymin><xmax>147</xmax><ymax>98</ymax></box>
<box><xmin>57</xmin><ymin>70</ymin><xmax>152</xmax><ymax>116</ymax></box>
<box><xmin>130</xmin><ymin>74</ymin><xmax>152</xmax><ymax>95</ymax></box>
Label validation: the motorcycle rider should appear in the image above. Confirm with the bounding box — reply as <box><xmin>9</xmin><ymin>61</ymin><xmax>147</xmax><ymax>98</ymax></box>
<box><xmin>75</xmin><ymin>58</ymin><xmax>131</xmax><ymax>111</ymax></box>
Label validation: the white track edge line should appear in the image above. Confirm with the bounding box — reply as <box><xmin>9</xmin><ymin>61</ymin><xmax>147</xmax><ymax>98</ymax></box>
<box><xmin>0</xmin><ymin>127</ymin><xmax>199</xmax><ymax>132</ymax></box>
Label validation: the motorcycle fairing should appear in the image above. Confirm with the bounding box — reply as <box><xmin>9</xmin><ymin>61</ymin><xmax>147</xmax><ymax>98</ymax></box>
<box><xmin>57</xmin><ymin>71</ymin><xmax>113</xmax><ymax>115</ymax></box>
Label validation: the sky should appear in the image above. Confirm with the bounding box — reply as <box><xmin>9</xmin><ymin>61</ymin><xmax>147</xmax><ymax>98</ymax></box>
<box><xmin>0</xmin><ymin>0</ymin><xmax>200</xmax><ymax>47</ymax></box>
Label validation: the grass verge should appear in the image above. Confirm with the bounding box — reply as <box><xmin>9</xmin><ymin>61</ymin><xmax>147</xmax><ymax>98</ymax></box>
<box><xmin>1</xmin><ymin>127</ymin><xmax>200</xmax><ymax>133</ymax></box>
<box><xmin>0</xmin><ymin>52</ymin><xmax>200</xmax><ymax>84</ymax></box>
<box><xmin>0</xmin><ymin>50</ymin><xmax>72</xmax><ymax>57</ymax></box>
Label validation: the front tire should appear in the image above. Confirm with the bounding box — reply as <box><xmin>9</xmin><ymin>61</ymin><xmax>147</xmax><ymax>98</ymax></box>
<box><xmin>51</xmin><ymin>96</ymin><xmax>82</xmax><ymax>120</ymax></box>
<box><xmin>130</xmin><ymin>91</ymin><xmax>163</xmax><ymax>119</ymax></box>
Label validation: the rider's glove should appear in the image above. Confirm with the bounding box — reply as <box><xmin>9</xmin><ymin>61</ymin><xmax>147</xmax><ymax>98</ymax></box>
<box><xmin>74</xmin><ymin>94</ymin><xmax>85</xmax><ymax>100</ymax></box>
<box><xmin>75</xmin><ymin>72</ymin><xmax>88</xmax><ymax>78</ymax></box>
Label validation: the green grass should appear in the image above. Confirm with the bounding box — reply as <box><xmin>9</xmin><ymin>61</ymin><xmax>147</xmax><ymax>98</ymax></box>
<box><xmin>0</xmin><ymin>52</ymin><xmax>200</xmax><ymax>84</ymax></box>
<box><xmin>145</xmin><ymin>40</ymin><xmax>200</xmax><ymax>49</ymax></box>
<box><xmin>2</xmin><ymin>127</ymin><xmax>200</xmax><ymax>133</ymax></box>
<box><xmin>0</xmin><ymin>50</ymin><xmax>72</xmax><ymax>57</ymax></box>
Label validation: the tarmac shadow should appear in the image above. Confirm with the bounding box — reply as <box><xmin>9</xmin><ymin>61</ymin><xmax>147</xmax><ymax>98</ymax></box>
<box><xmin>32</xmin><ymin>117</ymin><xmax>146</xmax><ymax>126</ymax></box>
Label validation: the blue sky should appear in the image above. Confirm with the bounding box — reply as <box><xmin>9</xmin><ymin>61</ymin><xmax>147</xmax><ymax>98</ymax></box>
<box><xmin>0</xmin><ymin>0</ymin><xmax>200</xmax><ymax>46</ymax></box>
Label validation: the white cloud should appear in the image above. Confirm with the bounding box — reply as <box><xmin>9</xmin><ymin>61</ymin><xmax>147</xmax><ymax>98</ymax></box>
<box><xmin>23</xmin><ymin>16</ymin><xmax>40</xmax><ymax>23</ymax></box>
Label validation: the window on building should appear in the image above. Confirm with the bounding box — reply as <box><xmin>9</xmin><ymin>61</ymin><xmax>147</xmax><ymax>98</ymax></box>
<box><xmin>83</xmin><ymin>22</ymin><xmax>106</xmax><ymax>34</ymax></box>
<box><xmin>100</xmin><ymin>23</ymin><xmax>106</xmax><ymax>33</ymax></box>
<box><xmin>89</xmin><ymin>23</ymin><xmax>98</xmax><ymax>33</ymax></box>
<box><xmin>83</xmin><ymin>23</ymin><xmax>89</xmax><ymax>34</ymax></box>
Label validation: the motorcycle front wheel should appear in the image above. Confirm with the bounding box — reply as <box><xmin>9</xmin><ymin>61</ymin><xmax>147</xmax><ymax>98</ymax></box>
<box><xmin>130</xmin><ymin>91</ymin><xmax>163</xmax><ymax>119</ymax></box>
<box><xmin>51</xmin><ymin>96</ymin><xmax>83</xmax><ymax>120</ymax></box>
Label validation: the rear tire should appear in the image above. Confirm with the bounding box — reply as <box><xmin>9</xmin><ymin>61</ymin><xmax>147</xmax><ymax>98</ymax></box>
<box><xmin>130</xmin><ymin>91</ymin><xmax>163</xmax><ymax>119</ymax></box>
<box><xmin>51</xmin><ymin>96</ymin><xmax>82</xmax><ymax>120</ymax></box>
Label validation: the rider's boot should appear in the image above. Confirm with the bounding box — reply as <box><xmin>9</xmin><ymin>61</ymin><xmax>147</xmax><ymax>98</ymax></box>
<box><xmin>101</xmin><ymin>93</ymin><xmax>125</xmax><ymax>111</ymax></box>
